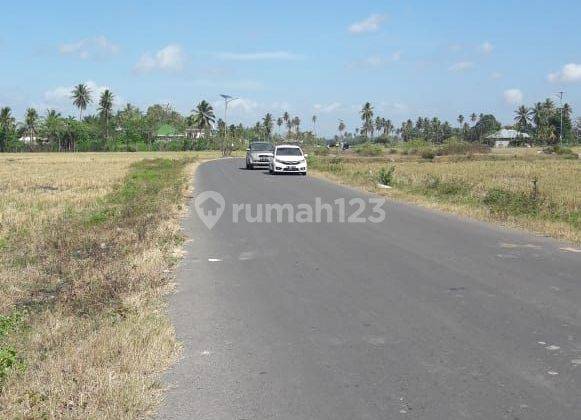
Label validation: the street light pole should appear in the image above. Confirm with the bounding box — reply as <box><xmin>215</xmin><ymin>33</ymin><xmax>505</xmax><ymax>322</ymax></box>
<box><xmin>220</xmin><ymin>94</ymin><xmax>238</xmax><ymax>156</ymax></box>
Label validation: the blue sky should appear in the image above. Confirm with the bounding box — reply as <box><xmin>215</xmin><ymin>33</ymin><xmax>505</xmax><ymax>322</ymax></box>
<box><xmin>1</xmin><ymin>0</ymin><xmax>580</xmax><ymax>135</ymax></box>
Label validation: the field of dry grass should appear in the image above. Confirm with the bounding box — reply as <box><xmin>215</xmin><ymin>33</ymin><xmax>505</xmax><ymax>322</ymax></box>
<box><xmin>0</xmin><ymin>152</ymin><xmax>208</xmax><ymax>418</ymax></box>
<box><xmin>310</xmin><ymin>151</ymin><xmax>580</xmax><ymax>244</ymax></box>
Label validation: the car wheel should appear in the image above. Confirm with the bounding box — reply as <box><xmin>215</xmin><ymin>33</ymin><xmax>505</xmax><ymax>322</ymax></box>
<box><xmin>269</xmin><ymin>167</ymin><xmax>274</xmax><ymax>174</ymax></box>
<box><xmin>302</xmin><ymin>172</ymin><xmax>307</xmax><ymax>176</ymax></box>
<box><xmin>246</xmin><ymin>161</ymin><xmax>250</xmax><ymax>169</ymax></box>
<box><xmin>249</xmin><ymin>163</ymin><xmax>254</xmax><ymax>170</ymax></box>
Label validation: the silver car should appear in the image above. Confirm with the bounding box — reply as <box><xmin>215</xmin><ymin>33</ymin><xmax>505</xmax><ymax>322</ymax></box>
<box><xmin>246</xmin><ymin>142</ymin><xmax>274</xmax><ymax>169</ymax></box>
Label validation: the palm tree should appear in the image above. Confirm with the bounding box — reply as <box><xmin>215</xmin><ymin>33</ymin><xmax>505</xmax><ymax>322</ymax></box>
<box><xmin>0</xmin><ymin>106</ymin><xmax>15</xmax><ymax>152</ymax></box>
<box><xmin>25</xmin><ymin>108</ymin><xmax>39</xmax><ymax>145</ymax></box>
<box><xmin>262</xmin><ymin>113</ymin><xmax>273</xmax><ymax>140</ymax></box>
<box><xmin>375</xmin><ymin>116</ymin><xmax>384</xmax><ymax>139</ymax></box>
<box><xmin>292</xmin><ymin>116</ymin><xmax>301</xmax><ymax>139</ymax></box>
<box><xmin>71</xmin><ymin>83</ymin><xmax>92</xmax><ymax>120</ymax></box>
<box><xmin>470</xmin><ymin>113</ymin><xmax>477</xmax><ymax>125</ymax></box>
<box><xmin>98</xmin><ymin>89</ymin><xmax>114</xmax><ymax>141</ymax></box>
<box><xmin>312</xmin><ymin>115</ymin><xmax>317</xmax><ymax>137</ymax></box>
<box><xmin>338</xmin><ymin>120</ymin><xmax>346</xmax><ymax>139</ymax></box>
<box><xmin>44</xmin><ymin>109</ymin><xmax>63</xmax><ymax>150</ymax></box>
<box><xmin>383</xmin><ymin>119</ymin><xmax>393</xmax><ymax>137</ymax></box>
<box><xmin>192</xmin><ymin>100</ymin><xmax>215</xmax><ymax>130</ymax></box>
<box><xmin>457</xmin><ymin>114</ymin><xmax>464</xmax><ymax>127</ymax></box>
<box><xmin>276</xmin><ymin>117</ymin><xmax>283</xmax><ymax>135</ymax></box>
<box><xmin>360</xmin><ymin>102</ymin><xmax>374</xmax><ymax>139</ymax></box>
<box><xmin>514</xmin><ymin>105</ymin><xmax>531</xmax><ymax>132</ymax></box>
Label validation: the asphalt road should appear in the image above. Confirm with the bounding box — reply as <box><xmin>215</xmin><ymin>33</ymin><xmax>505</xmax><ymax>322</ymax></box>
<box><xmin>158</xmin><ymin>158</ymin><xmax>580</xmax><ymax>420</ymax></box>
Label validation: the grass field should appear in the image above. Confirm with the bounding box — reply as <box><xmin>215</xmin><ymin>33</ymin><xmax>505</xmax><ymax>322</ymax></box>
<box><xmin>0</xmin><ymin>152</ymin><xmax>208</xmax><ymax>418</ymax></box>
<box><xmin>309</xmin><ymin>149</ymin><xmax>581</xmax><ymax>244</ymax></box>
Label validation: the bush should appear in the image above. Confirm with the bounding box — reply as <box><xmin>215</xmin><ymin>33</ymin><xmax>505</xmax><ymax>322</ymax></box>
<box><xmin>378</xmin><ymin>166</ymin><xmax>395</xmax><ymax>185</ymax></box>
<box><xmin>421</xmin><ymin>149</ymin><xmax>435</xmax><ymax>160</ymax></box>
<box><xmin>313</xmin><ymin>147</ymin><xmax>329</xmax><ymax>156</ymax></box>
<box><xmin>483</xmin><ymin>188</ymin><xmax>540</xmax><ymax>215</ymax></box>
<box><xmin>543</xmin><ymin>145</ymin><xmax>577</xmax><ymax>157</ymax></box>
<box><xmin>438</xmin><ymin>139</ymin><xmax>489</xmax><ymax>156</ymax></box>
<box><xmin>388</xmin><ymin>148</ymin><xmax>398</xmax><ymax>154</ymax></box>
<box><xmin>424</xmin><ymin>176</ymin><xmax>470</xmax><ymax>197</ymax></box>
<box><xmin>354</xmin><ymin>143</ymin><xmax>384</xmax><ymax>156</ymax></box>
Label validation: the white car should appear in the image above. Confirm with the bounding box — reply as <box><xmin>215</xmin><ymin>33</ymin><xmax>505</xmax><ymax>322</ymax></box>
<box><xmin>269</xmin><ymin>144</ymin><xmax>308</xmax><ymax>175</ymax></box>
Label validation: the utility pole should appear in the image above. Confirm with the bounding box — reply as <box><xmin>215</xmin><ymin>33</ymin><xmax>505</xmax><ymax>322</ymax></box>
<box><xmin>556</xmin><ymin>91</ymin><xmax>564</xmax><ymax>144</ymax></box>
<box><xmin>220</xmin><ymin>94</ymin><xmax>238</xmax><ymax>156</ymax></box>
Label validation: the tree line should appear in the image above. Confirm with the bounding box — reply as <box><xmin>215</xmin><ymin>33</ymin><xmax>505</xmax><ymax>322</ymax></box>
<box><xmin>1</xmin><ymin>84</ymin><xmax>579</xmax><ymax>152</ymax></box>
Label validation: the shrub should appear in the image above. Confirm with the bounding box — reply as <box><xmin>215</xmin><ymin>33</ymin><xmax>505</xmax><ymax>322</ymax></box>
<box><xmin>438</xmin><ymin>139</ymin><xmax>489</xmax><ymax>156</ymax></box>
<box><xmin>378</xmin><ymin>166</ymin><xmax>395</xmax><ymax>185</ymax></box>
<box><xmin>388</xmin><ymin>148</ymin><xmax>398</xmax><ymax>154</ymax></box>
<box><xmin>313</xmin><ymin>147</ymin><xmax>329</xmax><ymax>156</ymax></box>
<box><xmin>483</xmin><ymin>187</ymin><xmax>540</xmax><ymax>215</ymax></box>
<box><xmin>421</xmin><ymin>149</ymin><xmax>435</xmax><ymax>160</ymax></box>
<box><xmin>543</xmin><ymin>145</ymin><xmax>577</xmax><ymax>157</ymax></box>
<box><xmin>354</xmin><ymin>143</ymin><xmax>384</xmax><ymax>156</ymax></box>
<box><xmin>424</xmin><ymin>176</ymin><xmax>470</xmax><ymax>197</ymax></box>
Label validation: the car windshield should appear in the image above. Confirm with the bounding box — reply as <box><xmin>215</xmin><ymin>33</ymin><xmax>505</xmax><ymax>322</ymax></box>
<box><xmin>276</xmin><ymin>147</ymin><xmax>302</xmax><ymax>156</ymax></box>
<box><xmin>250</xmin><ymin>143</ymin><xmax>273</xmax><ymax>152</ymax></box>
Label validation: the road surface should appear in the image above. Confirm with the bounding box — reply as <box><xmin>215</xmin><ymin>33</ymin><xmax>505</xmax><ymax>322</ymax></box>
<box><xmin>159</xmin><ymin>158</ymin><xmax>580</xmax><ymax>419</ymax></box>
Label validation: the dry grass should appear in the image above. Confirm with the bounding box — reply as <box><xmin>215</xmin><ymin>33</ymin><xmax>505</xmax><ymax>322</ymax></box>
<box><xmin>310</xmin><ymin>151</ymin><xmax>581</xmax><ymax>244</ymax></box>
<box><xmin>0</xmin><ymin>152</ymin><xmax>205</xmax><ymax>418</ymax></box>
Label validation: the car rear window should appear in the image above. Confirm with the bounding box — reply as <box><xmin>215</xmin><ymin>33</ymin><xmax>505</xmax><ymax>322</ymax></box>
<box><xmin>276</xmin><ymin>147</ymin><xmax>302</xmax><ymax>156</ymax></box>
<box><xmin>250</xmin><ymin>143</ymin><xmax>273</xmax><ymax>151</ymax></box>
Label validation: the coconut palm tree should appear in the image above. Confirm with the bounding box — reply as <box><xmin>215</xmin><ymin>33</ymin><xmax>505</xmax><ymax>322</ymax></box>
<box><xmin>457</xmin><ymin>114</ymin><xmax>464</xmax><ymax>127</ymax></box>
<box><xmin>44</xmin><ymin>109</ymin><xmax>63</xmax><ymax>150</ymax></box>
<box><xmin>25</xmin><ymin>108</ymin><xmax>39</xmax><ymax>145</ymax></box>
<box><xmin>262</xmin><ymin>113</ymin><xmax>273</xmax><ymax>140</ymax></box>
<box><xmin>292</xmin><ymin>116</ymin><xmax>301</xmax><ymax>139</ymax></box>
<box><xmin>514</xmin><ymin>105</ymin><xmax>532</xmax><ymax>132</ymax></box>
<box><xmin>276</xmin><ymin>117</ymin><xmax>283</xmax><ymax>135</ymax></box>
<box><xmin>0</xmin><ymin>106</ymin><xmax>15</xmax><ymax>152</ymax></box>
<box><xmin>360</xmin><ymin>102</ymin><xmax>374</xmax><ymax>139</ymax></box>
<box><xmin>312</xmin><ymin>115</ymin><xmax>317</xmax><ymax>137</ymax></box>
<box><xmin>470</xmin><ymin>113</ymin><xmax>477</xmax><ymax>125</ymax></box>
<box><xmin>98</xmin><ymin>89</ymin><xmax>114</xmax><ymax>141</ymax></box>
<box><xmin>338</xmin><ymin>120</ymin><xmax>346</xmax><ymax>139</ymax></box>
<box><xmin>383</xmin><ymin>119</ymin><xmax>393</xmax><ymax>137</ymax></box>
<box><xmin>375</xmin><ymin>116</ymin><xmax>384</xmax><ymax>139</ymax></box>
<box><xmin>71</xmin><ymin>83</ymin><xmax>92</xmax><ymax>120</ymax></box>
<box><xmin>192</xmin><ymin>100</ymin><xmax>215</xmax><ymax>130</ymax></box>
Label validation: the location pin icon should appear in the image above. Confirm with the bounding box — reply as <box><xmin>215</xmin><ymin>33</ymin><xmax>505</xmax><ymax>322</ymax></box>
<box><xmin>194</xmin><ymin>191</ymin><xmax>225</xmax><ymax>230</ymax></box>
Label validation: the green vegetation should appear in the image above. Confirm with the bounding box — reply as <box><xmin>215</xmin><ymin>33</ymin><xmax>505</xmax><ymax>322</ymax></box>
<box><xmin>0</xmin><ymin>156</ymin><xmax>194</xmax><ymax>417</ymax></box>
<box><xmin>309</xmin><ymin>152</ymin><xmax>580</xmax><ymax>243</ymax></box>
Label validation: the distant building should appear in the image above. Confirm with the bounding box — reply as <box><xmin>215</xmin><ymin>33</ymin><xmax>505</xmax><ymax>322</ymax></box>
<box><xmin>156</xmin><ymin>124</ymin><xmax>185</xmax><ymax>141</ymax></box>
<box><xmin>185</xmin><ymin>128</ymin><xmax>206</xmax><ymax>140</ymax></box>
<box><xmin>156</xmin><ymin>124</ymin><xmax>206</xmax><ymax>142</ymax></box>
<box><xmin>486</xmin><ymin>129</ymin><xmax>530</xmax><ymax>148</ymax></box>
<box><xmin>19</xmin><ymin>135</ymin><xmax>44</xmax><ymax>144</ymax></box>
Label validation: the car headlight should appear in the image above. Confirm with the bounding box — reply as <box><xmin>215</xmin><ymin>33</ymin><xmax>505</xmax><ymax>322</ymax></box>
<box><xmin>275</xmin><ymin>159</ymin><xmax>284</xmax><ymax>164</ymax></box>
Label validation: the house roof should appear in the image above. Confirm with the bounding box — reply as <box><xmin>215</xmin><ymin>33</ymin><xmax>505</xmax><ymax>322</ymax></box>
<box><xmin>156</xmin><ymin>123</ymin><xmax>179</xmax><ymax>136</ymax></box>
<box><xmin>486</xmin><ymin>129</ymin><xmax>530</xmax><ymax>139</ymax></box>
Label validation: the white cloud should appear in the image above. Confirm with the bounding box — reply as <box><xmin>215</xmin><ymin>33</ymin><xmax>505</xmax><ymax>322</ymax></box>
<box><xmin>215</xmin><ymin>51</ymin><xmax>302</xmax><ymax>61</ymax></box>
<box><xmin>503</xmin><ymin>88</ymin><xmax>523</xmax><ymax>105</ymax></box>
<box><xmin>352</xmin><ymin>51</ymin><xmax>402</xmax><ymax>69</ymax></box>
<box><xmin>480</xmin><ymin>41</ymin><xmax>494</xmax><ymax>54</ymax></box>
<box><xmin>313</xmin><ymin>102</ymin><xmax>341</xmax><ymax>114</ymax></box>
<box><xmin>449</xmin><ymin>61</ymin><xmax>474</xmax><ymax>72</ymax></box>
<box><xmin>548</xmin><ymin>63</ymin><xmax>581</xmax><ymax>83</ymax></box>
<box><xmin>491</xmin><ymin>71</ymin><xmax>503</xmax><ymax>80</ymax></box>
<box><xmin>193</xmin><ymin>79</ymin><xmax>263</xmax><ymax>91</ymax></box>
<box><xmin>59</xmin><ymin>36</ymin><xmax>119</xmax><ymax>59</ymax></box>
<box><xmin>134</xmin><ymin>44</ymin><xmax>185</xmax><ymax>73</ymax></box>
<box><xmin>348</xmin><ymin>14</ymin><xmax>386</xmax><ymax>34</ymax></box>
